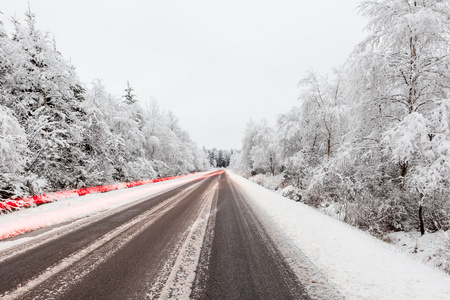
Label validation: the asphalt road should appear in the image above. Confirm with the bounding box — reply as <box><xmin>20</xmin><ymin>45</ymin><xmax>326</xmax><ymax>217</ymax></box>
<box><xmin>191</xmin><ymin>173</ymin><xmax>310</xmax><ymax>299</ymax></box>
<box><xmin>0</xmin><ymin>172</ymin><xmax>332</xmax><ymax>299</ymax></box>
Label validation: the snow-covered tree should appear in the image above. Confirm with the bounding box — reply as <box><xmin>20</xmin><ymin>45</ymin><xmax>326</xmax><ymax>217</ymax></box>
<box><xmin>355</xmin><ymin>0</ymin><xmax>450</xmax><ymax>232</ymax></box>
<box><xmin>357</xmin><ymin>0</ymin><xmax>450</xmax><ymax>173</ymax></box>
<box><xmin>0</xmin><ymin>11</ymin><xmax>210</xmax><ymax>200</ymax></box>
<box><xmin>299</xmin><ymin>70</ymin><xmax>347</xmax><ymax>160</ymax></box>
<box><xmin>122</xmin><ymin>80</ymin><xmax>138</xmax><ymax>105</ymax></box>
<box><xmin>240</xmin><ymin>120</ymin><xmax>282</xmax><ymax>176</ymax></box>
<box><xmin>5</xmin><ymin>10</ymin><xmax>88</xmax><ymax>190</ymax></box>
<box><xmin>205</xmin><ymin>148</ymin><xmax>233</xmax><ymax>168</ymax></box>
<box><xmin>0</xmin><ymin>105</ymin><xmax>30</xmax><ymax>198</ymax></box>
<box><xmin>234</xmin><ymin>0</ymin><xmax>450</xmax><ymax>235</ymax></box>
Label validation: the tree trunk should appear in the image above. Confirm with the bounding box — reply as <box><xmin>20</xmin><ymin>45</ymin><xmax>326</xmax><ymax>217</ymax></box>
<box><xmin>400</xmin><ymin>161</ymin><xmax>408</xmax><ymax>177</ymax></box>
<box><xmin>419</xmin><ymin>204</ymin><xmax>425</xmax><ymax>236</ymax></box>
<box><xmin>327</xmin><ymin>136</ymin><xmax>331</xmax><ymax>159</ymax></box>
<box><xmin>269</xmin><ymin>156</ymin><xmax>275</xmax><ymax>176</ymax></box>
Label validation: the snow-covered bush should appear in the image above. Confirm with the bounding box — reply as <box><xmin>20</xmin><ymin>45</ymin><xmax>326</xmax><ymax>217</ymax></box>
<box><xmin>249</xmin><ymin>174</ymin><xmax>284</xmax><ymax>191</ymax></box>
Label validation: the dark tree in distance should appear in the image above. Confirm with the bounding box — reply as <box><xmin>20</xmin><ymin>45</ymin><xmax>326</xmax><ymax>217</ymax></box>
<box><xmin>122</xmin><ymin>80</ymin><xmax>138</xmax><ymax>105</ymax></box>
<box><xmin>206</xmin><ymin>148</ymin><xmax>234</xmax><ymax>168</ymax></box>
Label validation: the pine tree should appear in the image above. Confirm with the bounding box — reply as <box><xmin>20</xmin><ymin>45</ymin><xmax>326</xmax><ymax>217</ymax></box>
<box><xmin>8</xmin><ymin>10</ymin><xmax>88</xmax><ymax>190</ymax></box>
<box><xmin>122</xmin><ymin>80</ymin><xmax>138</xmax><ymax>105</ymax></box>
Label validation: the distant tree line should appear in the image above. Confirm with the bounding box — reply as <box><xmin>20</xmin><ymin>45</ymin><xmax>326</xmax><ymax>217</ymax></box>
<box><xmin>205</xmin><ymin>148</ymin><xmax>235</xmax><ymax>168</ymax></box>
<box><xmin>0</xmin><ymin>11</ymin><xmax>210</xmax><ymax>199</ymax></box>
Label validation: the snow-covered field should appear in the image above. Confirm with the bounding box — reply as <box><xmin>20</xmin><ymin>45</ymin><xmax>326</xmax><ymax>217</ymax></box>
<box><xmin>229</xmin><ymin>171</ymin><xmax>450</xmax><ymax>300</ymax></box>
<box><xmin>0</xmin><ymin>171</ymin><xmax>212</xmax><ymax>248</ymax></box>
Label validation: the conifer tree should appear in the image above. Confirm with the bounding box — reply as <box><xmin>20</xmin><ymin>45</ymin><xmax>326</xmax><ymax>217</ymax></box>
<box><xmin>122</xmin><ymin>80</ymin><xmax>138</xmax><ymax>105</ymax></box>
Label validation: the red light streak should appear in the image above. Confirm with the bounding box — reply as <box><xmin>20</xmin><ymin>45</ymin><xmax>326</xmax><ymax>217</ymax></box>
<box><xmin>0</xmin><ymin>170</ymin><xmax>224</xmax><ymax>214</ymax></box>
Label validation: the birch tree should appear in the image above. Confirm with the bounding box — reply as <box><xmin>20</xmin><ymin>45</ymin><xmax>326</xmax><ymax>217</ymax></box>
<box><xmin>357</xmin><ymin>0</ymin><xmax>450</xmax><ymax>233</ymax></box>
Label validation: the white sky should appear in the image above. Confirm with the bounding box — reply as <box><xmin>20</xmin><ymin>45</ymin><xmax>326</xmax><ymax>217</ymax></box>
<box><xmin>1</xmin><ymin>0</ymin><xmax>367</xmax><ymax>150</ymax></box>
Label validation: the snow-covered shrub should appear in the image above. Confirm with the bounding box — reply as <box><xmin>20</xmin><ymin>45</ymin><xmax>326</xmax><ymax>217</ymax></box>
<box><xmin>281</xmin><ymin>185</ymin><xmax>303</xmax><ymax>202</ymax></box>
<box><xmin>124</xmin><ymin>158</ymin><xmax>158</xmax><ymax>182</ymax></box>
<box><xmin>249</xmin><ymin>174</ymin><xmax>284</xmax><ymax>191</ymax></box>
<box><xmin>0</xmin><ymin>174</ymin><xmax>27</xmax><ymax>200</ymax></box>
<box><xmin>23</xmin><ymin>173</ymin><xmax>48</xmax><ymax>197</ymax></box>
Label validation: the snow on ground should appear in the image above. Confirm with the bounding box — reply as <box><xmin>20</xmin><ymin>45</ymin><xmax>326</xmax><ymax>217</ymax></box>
<box><xmin>0</xmin><ymin>171</ymin><xmax>212</xmax><ymax>249</ymax></box>
<box><xmin>228</xmin><ymin>171</ymin><xmax>450</xmax><ymax>300</ymax></box>
<box><xmin>247</xmin><ymin>173</ymin><xmax>450</xmax><ymax>275</ymax></box>
<box><xmin>249</xmin><ymin>173</ymin><xmax>284</xmax><ymax>190</ymax></box>
<box><xmin>386</xmin><ymin>231</ymin><xmax>450</xmax><ymax>275</ymax></box>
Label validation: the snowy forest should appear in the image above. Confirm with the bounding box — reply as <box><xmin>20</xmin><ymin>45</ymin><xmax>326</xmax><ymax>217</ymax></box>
<box><xmin>231</xmin><ymin>0</ymin><xmax>450</xmax><ymax>237</ymax></box>
<box><xmin>205</xmin><ymin>148</ymin><xmax>234</xmax><ymax>168</ymax></box>
<box><xmin>0</xmin><ymin>11</ymin><xmax>210</xmax><ymax>200</ymax></box>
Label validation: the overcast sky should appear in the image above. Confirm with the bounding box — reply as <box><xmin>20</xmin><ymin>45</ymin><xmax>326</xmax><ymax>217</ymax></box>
<box><xmin>1</xmin><ymin>0</ymin><xmax>367</xmax><ymax>150</ymax></box>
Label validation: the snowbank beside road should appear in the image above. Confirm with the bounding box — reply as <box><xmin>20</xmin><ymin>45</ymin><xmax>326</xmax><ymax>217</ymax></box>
<box><xmin>0</xmin><ymin>171</ymin><xmax>215</xmax><ymax>245</ymax></box>
<box><xmin>0</xmin><ymin>174</ymin><xmax>191</xmax><ymax>213</ymax></box>
<box><xmin>229</xmin><ymin>171</ymin><xmax>450</xmax><ymax>300</ymax></box>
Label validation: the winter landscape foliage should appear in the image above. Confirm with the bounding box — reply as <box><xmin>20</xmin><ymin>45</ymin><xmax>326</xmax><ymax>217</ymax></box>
<box><xmin>232</xmin><ymin>0</ymin><xmax>450</xmax><ymax>264</ymax></box>
<box><xmin>2</xmin><ymin>0</ymin><xmax>450</xmax><ymax>277</ymax></box>
<box><xmin>0</xmin><ymin>11</ymin><xmax>209</xmax><ymax>200</ymax></box>
<box><xmin>205</xmin><ymin>148</ymin><xmax>233</xmax><ymax>168</ymax></box>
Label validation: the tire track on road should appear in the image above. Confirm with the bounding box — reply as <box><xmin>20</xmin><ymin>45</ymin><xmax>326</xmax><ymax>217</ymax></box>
<box><xmin>191</xmin><ymin>173</ymin><xmax>311</xmax><ymax>300</ymax></box>
<box><xmin>156</xmin><ymin>180</ymin><xmax>219</xmax><ymax>299</ymax></box>
<box><xmin>35</xmin><ymin>176</ymin><xmax>219</xmax><ymax>299</ymax></box>
<box><xmin>1</xmin><ymin>179</ymin><xmax>209</xmax><ymax>299</ymax></box>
